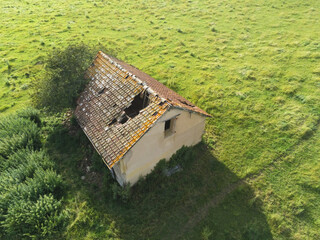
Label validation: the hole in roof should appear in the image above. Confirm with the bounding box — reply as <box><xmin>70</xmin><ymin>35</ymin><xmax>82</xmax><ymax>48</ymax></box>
<box><xmin>125</xmin><ymin>74</ymin><xmax>129</xmax><ymax>79</ymax></box>
<box><xmin>98</xmin><ymin>88</ymin><xmax>105</xmax><ymax>95</ymax></box>
<box><xmin>119</xmin><ymin>114</ymin><xmax>129</xmax><ymax>124</ymax></box>
<box><xmin>107</xmin><ymin>91</ymin><xmax>150</xmax><ymax>127</ymax></box>
<box><xmin>109</xmin><ymin>118</ymin><xmax>117</xmax><ymax>126</ymax></box>
<box><xmin>124</xmin><ymin>91</ymin><xmax>150</xmax><ymax>118</ymax></box>
<box><xmin>152</xmin><ymin>111</ymin><xmax>158</xmax><ymax>116</ymax></box>
<box><xmin>179</xmin><ymin>99</ymin><xmax>195</xmax><ymax>107</ymax></box>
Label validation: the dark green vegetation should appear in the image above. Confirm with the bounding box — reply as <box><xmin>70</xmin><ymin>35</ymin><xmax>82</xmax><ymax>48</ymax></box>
<box><xmin>0</xmin><ymin>0</ymin><xmax>320</xmax><ymax>239</ymax></box>
<box><xmin>0</xmin><ymin>109</ymin><xmax>66</xmax><ymax>239</ymax></box>
<box><xmin>44</xmin><ymin>121</ymin><xmax>271</xmax><ymax>239</ymax></box>
<box><xmin>32</xmin><ymin>44</ymin><xmax>95</xmax><ymax>111</ymax></box>
<box><xmin>31</xmin><ymin>44</ymin><xmax>116</xmax><ymax>111</ymax></box>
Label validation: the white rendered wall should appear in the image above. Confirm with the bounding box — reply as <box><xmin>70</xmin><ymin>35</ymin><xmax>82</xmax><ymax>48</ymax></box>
<box><xmin>113</xmin><ymin>108</ymin><xmax>206</xmax><ymax>186</ymax></box>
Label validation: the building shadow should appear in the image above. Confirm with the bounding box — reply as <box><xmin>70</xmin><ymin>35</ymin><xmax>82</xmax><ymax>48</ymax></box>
<box><xmin>46</xmin><ymin>123</ymin><xmax>273</xmax><ymax>240</ymax></box>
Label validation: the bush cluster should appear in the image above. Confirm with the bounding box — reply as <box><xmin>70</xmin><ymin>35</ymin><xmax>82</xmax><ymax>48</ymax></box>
<box><xmin>0</xmin><ymin>115</ymin><xmax>41</xmax><ymax>159</ymax></box>
<box><xmin>32</xmin><ymin>44</ymin><xmax>115</xmax><ymax>112</ymax></box>
<box><xmin>111</xmin><ymin>183</ymin><xmax>132</xmax><ymax>203</ymax></box>
<box><xmin>0</xmin><ymin>109</ymin><xmax>67</xmax><ymax>239</ymax></box>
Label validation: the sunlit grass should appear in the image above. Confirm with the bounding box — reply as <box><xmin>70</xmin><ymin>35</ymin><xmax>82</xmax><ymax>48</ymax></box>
<box><xmin>0</xmin><ymin>0</ymin><xmax>320</xmax><ymax>239</ymax></box>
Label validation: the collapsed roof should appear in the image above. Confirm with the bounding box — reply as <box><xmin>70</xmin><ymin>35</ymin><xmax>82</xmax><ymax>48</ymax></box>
<box><xmin>75</xmin><ymin>51</ymin><xmax>210</xmax><ymax>168</ymax></box>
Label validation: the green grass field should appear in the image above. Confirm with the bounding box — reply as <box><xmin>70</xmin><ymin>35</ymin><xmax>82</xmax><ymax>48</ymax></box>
<box><xmin>1</xmin><ymin>0</ymin><xmax>319</xmax><ymax>239</ymax></box>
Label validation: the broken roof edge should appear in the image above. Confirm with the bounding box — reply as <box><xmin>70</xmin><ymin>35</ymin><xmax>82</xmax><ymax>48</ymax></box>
<box><xmin>76</xmin><ymin>105</ymin><xmax>170</xmax><ymax>170</ymax></box>
<box><xmin>98</xmin><ymin>51</ymin><xmax>160</xmax><ymax>98</ymax></box>
<box><xmin>171</xmin><ymin>105</ymin><xmax>212</xmax><ymax>118</ymax></box>
<box><xmin>97</xmin><ymin>51</ymin><xmax>211</xmax><ymax>118</ymax></box>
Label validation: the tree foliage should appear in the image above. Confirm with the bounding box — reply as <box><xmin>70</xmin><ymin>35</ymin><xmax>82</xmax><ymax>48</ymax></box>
<box><xmin>32</xmin><ymin>44</ymin><xmax>96</xmax><ymax>111</ymax></box>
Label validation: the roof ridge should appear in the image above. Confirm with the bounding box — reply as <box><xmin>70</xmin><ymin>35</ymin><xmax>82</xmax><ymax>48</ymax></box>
<box><xmin>99</xmin><ymin>51</ymin><xmax>170</xmax><ymax>105</ymax></box>
<box><xmin>76</xmin><ymin>52</ymin><xmax>171</xmax><ymax>168</ymax></box>
<box><xmin>75</xmin><ymin>51</ymin><xmax>211</xmax><ymax>168</ymax></box>
<box><xmin>98</xmin><ymin>51</ymin><xmax>211</xmax><ymax>117</ymax></box>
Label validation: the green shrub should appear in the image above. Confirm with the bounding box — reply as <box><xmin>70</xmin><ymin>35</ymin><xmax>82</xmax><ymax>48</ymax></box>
<box><xmin>0</xmin><ymin>117</ymin><xmax>41</xmax><ymax>158</ymax></box>
<box><xmin>0</xmin><ymin>150</ymin><xmax>63</xmax><ymax>207</ymax></box>
<box><xmin>2</xmin><ymin>194</ymin><xmax>67</xmax><ymax>239</ymax></box>
<box><xmin>0</xmin><ymin>111</ymin><xmax>67</xmax><ymax>239</ymax></box>
<box><xmin>24</xmin><ymin>168</ymin><xmax>64</xmax><ymax>200</ymax></box>
<box><xmin>70</xmin><ymin>114</ymin><xmax>78</xmax><ymax>127</ymax></box>
<box><xmin>17</xmin><ymin>107</ymin><xmax>41</xmax><ymax>127</ymax></box>
<box><xmin>0</xmin><ymin>151</ymin><xmax>65</xmax><ymax>239</ymax></box>
<box><xmin>0</xmin><ymin>170</ymin><xmax>63</xmax><ymax>209</ymax></box>
<box><xmin>111</xmin><ymin>183</ymin><xmax>131</xmax><ymax>203</ymax></box>
<box><xmin>32</xmin><ymin>44</ymin><xmax>96</xmax><ymax>111</ymax></box>
<box><xmin>0</xmin><ymin>148</ymin><xmax>52</xmax><ymax>173</ymax></box>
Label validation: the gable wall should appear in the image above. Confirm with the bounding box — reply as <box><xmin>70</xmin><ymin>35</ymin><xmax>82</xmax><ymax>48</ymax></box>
<box><xmin>113</xmin><ymin>108</ymin><xmax>206</xmax><ymax>186</ymax></box>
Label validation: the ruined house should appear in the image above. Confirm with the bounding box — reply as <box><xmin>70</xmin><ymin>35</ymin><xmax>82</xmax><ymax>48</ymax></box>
<box><xmin>75</xmin><ymin>51</ymin><xmax>211</xmax><ymax>186</ymax></box>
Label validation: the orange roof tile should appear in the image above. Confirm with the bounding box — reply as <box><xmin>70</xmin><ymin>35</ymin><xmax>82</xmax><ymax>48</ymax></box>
<box><xmin>108</xmin><ymin>55</ymin><xmax>211</xmax><ymax>117</ymax></box>
<box><xmin>75</xmin><ymin>51</ymin><xmax>210</xmax><ymax>168</ymax></box>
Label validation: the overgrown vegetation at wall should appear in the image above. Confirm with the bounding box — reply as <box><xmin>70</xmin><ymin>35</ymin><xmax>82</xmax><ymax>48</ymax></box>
<box><xmin>0</xmin><ymin>109</ymin><xmax>67</xmax><ymax>239</ymax></box>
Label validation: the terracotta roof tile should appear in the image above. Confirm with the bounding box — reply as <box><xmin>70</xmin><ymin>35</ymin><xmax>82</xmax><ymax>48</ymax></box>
<box><xmin>108</xmin><ymin>54</ymin><xmax>211</xmax><ymax>117</ymax></box>
<box><xmin>75</xmin><ymin>51</ymin><xmax>210</xmax><ymax>168</ymax></box>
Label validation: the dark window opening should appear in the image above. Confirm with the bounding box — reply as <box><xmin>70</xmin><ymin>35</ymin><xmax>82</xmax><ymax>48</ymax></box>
<box><xmin>165</xmin><ymin>119</ymin><xmax>171</xmax><ymax>130</ymax></box>
<box><xmin>124</xmin><ymin>92</ymin><xmax>149</xmax><ymax>118</ymax></box>
<box><xmin>164</xmin><ymin>118</ymin><xmax>176</xmax><ymax>137</ymax></box>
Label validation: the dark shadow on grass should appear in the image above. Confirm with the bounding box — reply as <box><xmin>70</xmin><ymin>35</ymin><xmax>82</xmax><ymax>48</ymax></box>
<box><xmin>45</xmin><ymin>123</ymin><xmax>273</xmax><ymax>240</ymax></box>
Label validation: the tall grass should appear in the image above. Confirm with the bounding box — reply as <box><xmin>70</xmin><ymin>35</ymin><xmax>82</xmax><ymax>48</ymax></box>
<box><xmin>0</xmin><ymin>117</ymin><xmax>41</xmax><ymax>158</ymax></box>
<box><xmin>0</xmin><ymin>109</ymin><xmax>67</xmax><ymax>239</ymax></box>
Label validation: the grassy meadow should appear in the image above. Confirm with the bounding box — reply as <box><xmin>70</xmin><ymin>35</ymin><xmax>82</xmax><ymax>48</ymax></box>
<box><xmin>1</xmin><ymin>0</ymin><xmax>320</xmax><ymax>239</ymax></box>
